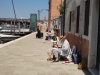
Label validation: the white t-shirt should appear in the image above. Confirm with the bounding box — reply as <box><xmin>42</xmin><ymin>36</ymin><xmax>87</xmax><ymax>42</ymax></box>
<box><xmin>51</xmin><ymin>31</ymin><xmax>54</xmax><ymax>36</ymax></box>
<box><xmin>48</xmin><ymin>32</ymin><xmax>51</xmax><ymax>36</ymax></box>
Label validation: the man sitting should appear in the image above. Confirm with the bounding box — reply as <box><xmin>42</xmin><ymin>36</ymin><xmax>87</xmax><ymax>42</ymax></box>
<box><xmin>47</xmin><ymin>36</ymin><xmax>63</xmax><ymax>61</ymax></box>
<box><xmin>52</xmin><ymin>37</ymin><xmax>71</xmax><ymax>62</ymax></box>
<box><xmin>36</xmin><ymin>28</ymin><xmax>41</xmax><ymax>38</ymax></box>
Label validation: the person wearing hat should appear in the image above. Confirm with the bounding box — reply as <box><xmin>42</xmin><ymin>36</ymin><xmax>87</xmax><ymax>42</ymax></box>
<box><xmin>47</xmin><ymin>36</ymin><xmax>64</xmax><ymax>61</ymax></box>
<box><xmin>51</xmin><ymin>35</ymin><xmax>64</xmax><ymax>46</ymax></box>
<box><xmin>52</xmin><ymin>37</ymin><xmax>71</xmax><ymax>62</ymax></box>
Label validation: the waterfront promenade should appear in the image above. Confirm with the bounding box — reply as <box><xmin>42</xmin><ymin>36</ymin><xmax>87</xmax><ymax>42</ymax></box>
<box><xmin>0</xmin><ymin>32</ymin><xmax>91</xmax><ymax>75</ymax></box>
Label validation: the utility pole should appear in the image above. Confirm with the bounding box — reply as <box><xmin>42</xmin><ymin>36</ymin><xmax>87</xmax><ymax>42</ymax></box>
<box><xmin>12</xmin><ymin>0</ymin><xmax>16</xmax><ymax>34</ymax></box>
<box><xmin>38</xmin><ymin>9</ymin><xmax>49</xmax><ymax>22</ymax></box>
<box><xmin>38</xmin><ymin>10</ymin><xmax>40</xmax><ymax>22</ymax></box>
<box><xmin>11</xmin><ymin>21</ymin><xmax>12</xmax><ymax>34</ymax></box>
<box><xmin>18</xmin><ymin>22</ymin><xmax>20</xmax><ymax>33</ymax></box>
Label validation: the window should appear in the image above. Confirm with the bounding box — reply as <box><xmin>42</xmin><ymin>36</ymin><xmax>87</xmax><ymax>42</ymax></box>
<box><xmin>76</xmin><ymin>6</ymin><xmax>80</xmax><ymax>33</ymax></box>
<box><xmin>69</xmin><ymin>11</ymin><xmax>71</xmax><ymax>31</ymax></box>
<box><xmin>84</xmin><ymin>0</ymin><xmax>90</xmax><ymax>36</ymax></box>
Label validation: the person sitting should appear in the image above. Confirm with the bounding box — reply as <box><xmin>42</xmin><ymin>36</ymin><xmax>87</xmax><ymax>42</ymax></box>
<box><xmin>36</xmin><ymin>28</ymin><xmax>41</xmax><ymax>38</ymax></box>
<box><xmin>51</xmin><ymin>33</ymin><xmax>60</xmax><ymax>46</ymax></box>
<box><xmin>45</xmin><ymin>31</ymin><xmax>51</xmax><ymax>40</ymax></box>
<box><xmin>51</xmin><ymin>29</ymin><xmax>54</xmax><ymax>39</ymax></box>
<box><xmin>47</xmin><ymin>44</ymin><xmax>58</xmax><ymax>61</ymax></box>
<box><xmin>52</xmin><ymin>37</ymin><xmax>71</xmax><ymax>62</ymax></box>
<box><xmin>47</xmin><ymin>36</ymin><xmax>64</xmax><ymax>61</ymax></box>
<box><xmin>47</xmin><ymin>31</ymin><xmax>52</xmax><ymax>39</ymax></box>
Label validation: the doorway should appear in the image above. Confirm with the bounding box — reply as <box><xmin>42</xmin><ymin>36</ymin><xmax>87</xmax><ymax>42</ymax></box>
<box><xmin>96</xmin><ymin>0</ymin><xmax>100</xmax><ymax>70</ymax></box>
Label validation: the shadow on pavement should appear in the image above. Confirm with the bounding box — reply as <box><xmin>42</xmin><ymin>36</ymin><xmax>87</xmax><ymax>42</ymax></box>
<box><xmin>82</xmin><ymin>69</ymin><xmax>92</xmax><ymax>75</ymax></box>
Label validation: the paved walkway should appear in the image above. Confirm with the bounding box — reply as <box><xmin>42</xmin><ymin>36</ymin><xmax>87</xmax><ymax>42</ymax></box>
<box><xmin>0</xmin><ymin>32</ymin><xmax>91</xmax><ymax>75</ymax></box>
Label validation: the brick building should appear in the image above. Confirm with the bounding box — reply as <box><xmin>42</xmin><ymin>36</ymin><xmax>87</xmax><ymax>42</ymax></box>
<box><xmin>64</xmin><ymin>0</ymin><xmax>99</xmax><ymax>74</ymax></box>
<box><xmin>48</xmin><ymin>0</ymin><xmax>64</xmax><ymax>30</ymax></box>
<box><xmin>37</xmin><ymin>23</ymin><xmax>47</xmax><ymax>32</ymax></box>
<box><xmin>37</xmin><ymin>18</ymin><xmax>48</xmax><ymax>32</ymax></box>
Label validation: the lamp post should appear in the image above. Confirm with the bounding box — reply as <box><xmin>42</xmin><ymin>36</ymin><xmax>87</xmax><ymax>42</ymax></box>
<box><xmin>38</xmin><ymin>10</ymin><xmax>41</xmax><ymax>22</ymax></box>
<box><xmin>12</xmin><ymin>0</ymin><xmax>16</xmax><ymax>34</ymax></box>
<box><xmin>11</xmin><ymin>21</ymin><xmax>12</xmax><ymax>34</ymax></box>
<box><xmin>38</xmin><ymin>9</ymin><xmax>49</xmax><ymax>22</ymax></box>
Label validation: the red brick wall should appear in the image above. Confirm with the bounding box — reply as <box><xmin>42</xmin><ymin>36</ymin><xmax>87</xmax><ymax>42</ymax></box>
<box><xmin>37</xmin><ymin>24</ymin><xmax>47</xmax><ymax>32</ymax></box>
<box><xmin>50</xmin><ymin>0</ymin><xmax>63</xmax><ymax>20</ymax></box>
<box><xmin>65</xmin><ymin>33</ymin><xmax>89</xmax><ymax>59</ymax></box>
<box><xmin>65</xmin><ymin>33</ymin><xmax>89</xmax><ymax>68</ymax></box>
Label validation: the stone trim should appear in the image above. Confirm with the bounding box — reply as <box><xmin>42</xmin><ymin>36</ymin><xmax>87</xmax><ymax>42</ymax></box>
<box><xmin>88</xmin><ymin>68</ymin><xmax>99</xmax><ymax>75</ymax></box>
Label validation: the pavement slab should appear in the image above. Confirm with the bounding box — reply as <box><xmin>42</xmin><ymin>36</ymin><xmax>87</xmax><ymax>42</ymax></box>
<box><xmin>0</xmin><ymin>32</ymin><xmax>91</xmax><ymax>75</ymax></box>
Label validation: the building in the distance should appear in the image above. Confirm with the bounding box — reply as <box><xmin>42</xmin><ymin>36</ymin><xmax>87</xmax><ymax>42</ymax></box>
<box><xmin>48</xmin><ymin>0</ymin><xmax>64</xmax><ymax>30</ymax></box>
<box><xmin>37</xmin><ymin>17</ymin><xmax>48</xmax><ymax>32</ymax></box>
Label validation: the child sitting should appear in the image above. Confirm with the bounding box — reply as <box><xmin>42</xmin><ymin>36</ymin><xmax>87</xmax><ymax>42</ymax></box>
<box><xmin>47</xmin><ymin>36</ymin><xmax>64</xmax><ymax>61</ymax></box>
<box><xmin>47</xmin><ymin>44</ymin><xmax>58</xmax><ymax>61</ymax></box>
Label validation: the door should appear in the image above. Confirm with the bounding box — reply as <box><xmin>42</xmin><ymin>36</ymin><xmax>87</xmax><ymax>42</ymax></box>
<box><xmin>96</xmin><ymin>0</ymin><xmax>100</xmax><ymax>70</ymax></box>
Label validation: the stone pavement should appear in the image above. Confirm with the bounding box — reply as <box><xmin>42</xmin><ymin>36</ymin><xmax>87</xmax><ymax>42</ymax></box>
<box><xmin>0</xmin><ymin>32</ymin><xmax>91</xmax><ymax>75</ymax></box>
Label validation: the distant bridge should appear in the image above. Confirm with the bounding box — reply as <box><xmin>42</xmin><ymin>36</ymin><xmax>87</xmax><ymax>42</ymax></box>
<box><xmin>0</xmin><ymin>18</ymin><xmax>30</xmax><ymax>25</ymax></box>
<box><xmin>0</xmin><ymin>18</ymin><xmax>30</xmax><ymax>22</ymax></box>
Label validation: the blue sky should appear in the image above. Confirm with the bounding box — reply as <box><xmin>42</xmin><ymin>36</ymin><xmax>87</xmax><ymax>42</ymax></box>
<box><xmin>0</xmin><ymin>0</ymin><xmax>49</xmax><ymax>20</ymax></box>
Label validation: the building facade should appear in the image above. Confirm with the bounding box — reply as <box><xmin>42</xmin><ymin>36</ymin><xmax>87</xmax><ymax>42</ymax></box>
<box><xmin>64</xmin><ymin>0</ymin><xmax>99</xmax><ymax>74</ymax></box>
<box><xmin>48</xmin><ymin>0</ymin><xmax>64</xmax><ymax>30</ymax></box>
<box><xmin>37</xmin><ymin>23</ymin><xmax>47</xmax><ymax>32</ymax></box>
